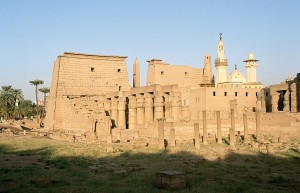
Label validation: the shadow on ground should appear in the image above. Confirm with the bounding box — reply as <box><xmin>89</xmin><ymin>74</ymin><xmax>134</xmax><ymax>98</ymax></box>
<box><xmin>0</xmin><ymin>136</ymin><xmax>299</xmax><ymax>193</ymax></box>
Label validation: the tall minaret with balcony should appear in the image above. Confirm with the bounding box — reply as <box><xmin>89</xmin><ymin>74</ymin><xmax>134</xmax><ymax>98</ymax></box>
<box><xmin>243</xmin><ymin>53</ymin><xmax>259</xmax><ymax>82</ymax></box>
<box><xmin>215</xmin><ymin>33</ymin><xmax>228</xmax><ymax>85</ymax></box>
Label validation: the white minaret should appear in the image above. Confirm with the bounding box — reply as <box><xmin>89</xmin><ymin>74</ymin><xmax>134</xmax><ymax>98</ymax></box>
<box><xmin>215</xmin><ymin>33</ymin><xmax>228</xmax><ymax>85</ymax></box>
<box><xmin>243</xmin><ymin>53</ymin><xmax>259</xmax><ymax>82</ymax></box>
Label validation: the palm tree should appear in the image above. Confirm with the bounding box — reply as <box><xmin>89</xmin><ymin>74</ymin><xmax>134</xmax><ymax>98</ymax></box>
<box><xmin>0</xmin><ymin>86</ymin><xmax>15</xmax><ymax>120</ymax></box>
<box><xmin>12</xmin><ymin>89</ymin><xmax>23</xmax><ymax>119</ymax></box>
<box><xmin>38</xmin><ymin>87</ymin><xmax>50</xmax><ymax>121</ymax></box>
<box><xmin>29</xmin><ymin>79</ymin><xmax>44</xmax><ymax>123</ymax></box>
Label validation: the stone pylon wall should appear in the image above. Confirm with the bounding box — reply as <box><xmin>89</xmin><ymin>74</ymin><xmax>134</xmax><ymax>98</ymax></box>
<box><xmin>45</xmin><ymin>52</ymin><xmax>131</xmax><ymax>131</ymax></box>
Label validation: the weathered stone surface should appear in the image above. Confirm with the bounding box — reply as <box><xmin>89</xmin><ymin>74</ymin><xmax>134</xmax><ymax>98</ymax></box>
<box><xmin>216</xmin><ymin>111</ymin><xmax>222</xmax><ymax>144</ymax></box>
<box><xmin>45</xmin><ymin>52</ymin><xmax>131</xmax><ymax>132</ymax></box>
<box><xmin>169</xmin><ymin>128</ymin><xmax>176</xmax><ymax>147</ymax></box>
<box><xmin>202</xmin><ymin>111</ymin><xmax>207</xmax><ymax>145</ymax></box>
<box><xmin>230</xmin><ymin>108</ymin><xmax>235</xmax><ymax>147</ymax></box>
<box><xmin>194</xmin><ymin>122</ymin><xmax>200</xmax><ymax>149</ymax></box>
<box><xmin>156</xmin><ymin>170</ymin><xmax>186</xmax><ymax>189</ymax></box>
<box><xmin>158</xmin><ymin>119</ymin><xmax>165</xmax><ymax>149</ymax></box>
<box><xmin>266</xmin><ymin>144</ymin><xmax>275</xmax><ymax>156</ymax></box>
<box><xmin>114</xmin><ymin>169</ymin><xmax>128</xmax><ymax>176</ymax></box>
<box><xmin>42</xmin><ymin>40</ymin><xmax>299</xmax><ymax>148</ymax></box>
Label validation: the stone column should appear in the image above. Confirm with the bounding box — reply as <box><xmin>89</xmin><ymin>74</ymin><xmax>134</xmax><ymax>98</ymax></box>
<box><xmin>111</xmin><ymin>99</ymin><xmax>118</xmax><ymax>128</ymax></box>
<box><xmin>291</xmin><ymin>83</ymin><xmax>297</xmax><ymax>112</ymax></box>
<box><xmin>164</xmin><ymin>95</ymin><xmax>171</xmax><ymax>119</ymax></box>
<box><xmin>261</xmin><ymin>91</ymin><xmax>266</xmax><ymax>112</ymax></box>
<box><xmin>105</xmin><ymin>115</ymin><xmax>112</xmax><ymax>143</ymax></box>
<box><xmin>202</xmin><ymin>110</ymin><xmax>207</xmax><ymax>145</ymax></box>
<box><xmin>169</xmin><ymin>128</ymin><xmax>176</xmax><ymax>147</ymax></box>
<box><xmin>154</xmin><ymin>95</ymin><xmax>164</xmax><ymax>121</ymax></box>
<box><xmin>243</xmin><ymin>113</ymin><xmax>249</xmax><ymax>142</ymax></box>
<box><xmin>194</xmin><ymin>122</ymin><xmax>200</xmax><ymax>149</ymax></box>
<box><xmin>266</xmin><ymin>144</ymin><xmax>275</xmax><ymax>156</ymax></box>
<box><xmin>128</xmin><ymin>96</ymin><xmax>137</xmax><ymax>129</ymax></box>
<box><xmin>230</xmin><ymin>99</ymin><xmax>238</xmax><ymax>118</ymax></box>
<box><xmin>171</xmin><ymin>95</ymin><xmax>180</xmax><ymax>122</ymax></box>
<box><xmin>256</xmin><ymin>110</ymin><xmax>261</xmax><ymax>140</ymax></box>
<box><xmin>106</xmin><ymin>116</ymin><xmax>111</xmax><ymax>135</ymax></box>
<box><xmin>145</xmin><ymin>96</ymin><xmax>154</xmax><ymax>123</ymax></box>
<box><xmin>118</xmin><ymin>97</ymin><xmax>126</xmax><ymax>129</ymax></box>
<box><xmin>216</xmin><ymin>111</ymin><xmax>222</xmax><ymax>144</ymax></box>
<box><xmin>283</xmin><ymin>90</ymin><xmax>290</xmax><ymax>112</ymax></box>
<box><xmin>136</xmin><ymin>97</ymin><xmax>145</xmax><ymax>125</ymax></box>
<box><xmin>271</xmin><ymin>92</ymin><xmax>279</xmax><ymax>112</ymax></box>
<box><xmin>230</xmin><ymin>108</ymin><xmax>235</xmax><ymax>147</ymax></box>
<box><xmin>158</xmin><ymin>119</ymin><xmax>165</xmax><ymax>149</ymax></box>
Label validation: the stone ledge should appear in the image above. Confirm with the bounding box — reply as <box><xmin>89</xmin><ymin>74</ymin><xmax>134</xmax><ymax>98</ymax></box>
<box><xmin>156</xmin><ymin>170</ymin><xmax>186</xmax><ymax>189</ymax></box>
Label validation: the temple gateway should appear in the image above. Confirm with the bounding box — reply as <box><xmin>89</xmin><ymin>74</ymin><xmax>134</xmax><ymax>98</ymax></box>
<box><xmin>44</xmin><ymin>35</ymin><xmax>300</xmax><ymax>142</ymax></box>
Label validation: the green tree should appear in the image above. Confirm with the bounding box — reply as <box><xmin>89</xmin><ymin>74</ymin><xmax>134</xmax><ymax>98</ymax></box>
<box><xmin>0</xmin><ymin>86</ymin><xmax>16</xmax><ymax>120</ymax></box>
<box><xmin>29</xmin><ymin>79</ymin><xmax>44</xmax><ymax>123</ymax></box>
<box><xmin>19</xmin><ymin>100</ymin><xmax>34</xmax><ymax>118</ymax></box>
<box><xmin>38</xmin><ymin>87</ymin><xmax>50</xmax><ymax>120</ymax></box>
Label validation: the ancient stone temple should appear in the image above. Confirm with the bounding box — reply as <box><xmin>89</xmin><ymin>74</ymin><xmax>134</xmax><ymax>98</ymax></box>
<box><xmin>259</xmin><ymin>73</ymin><xmax>300</xmax><ymax>112</ymax></box>
<box><xmin>44</xmin><ymin>52</ymin><xmax>131</xmax><ymax>131</ymax></box>
<box><xmin>45</xmin><ymin>34</ymin><xmax>280</xmax><ymax>142</ymax></box>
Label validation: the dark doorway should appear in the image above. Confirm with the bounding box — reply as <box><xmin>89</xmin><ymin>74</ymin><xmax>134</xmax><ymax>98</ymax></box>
<box><xmin>277</xmin><ymin>90</ymin><xmax>285</xmax><ymax>111</ymax></box>
<box><xmin>125</xmin><ymin>97</ymin><xmax>129</xmax><ymax>129</ymax></box>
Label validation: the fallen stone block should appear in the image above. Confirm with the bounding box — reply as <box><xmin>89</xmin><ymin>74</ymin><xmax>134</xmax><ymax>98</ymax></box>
<box><xmin>114</xmin><ymin>169</ymin><xmax>128</xmax><ymax>176</ymax></box>
<box><xmin>156</xmin><ymin>170</ymin><xmax>186</xmax><ymax>189</ymax></box>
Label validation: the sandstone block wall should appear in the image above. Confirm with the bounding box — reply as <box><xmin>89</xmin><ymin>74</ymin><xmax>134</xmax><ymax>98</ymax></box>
<box><xmin>264</xmin><ymin>78</ymin><xmax>299</xmax><ymax>113</ymax></box>
<box><xmin>146</xmin><ymin>58</ymin><xmax>213</xmax><ymax>88</ymax></box>
<box><xmin>45</xmin><ymin>52</ymin><xmax>131</xmax><ymax>131</ymax></box>
<box><xmin>190</xmin><ymin>87</ymin><xmax>262</xmax><ymax>119</ymax></box>
<box><xmin>54</xmin><ymin>52</ymin><xmax>131</xmax><ymax>96</ymax></box>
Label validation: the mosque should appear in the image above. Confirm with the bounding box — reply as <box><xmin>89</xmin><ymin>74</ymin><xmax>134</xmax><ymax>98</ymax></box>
<box><xmin>144</xmin><ymin>33</ymin><xmax>263</xmax><ymax>118</ymax></box>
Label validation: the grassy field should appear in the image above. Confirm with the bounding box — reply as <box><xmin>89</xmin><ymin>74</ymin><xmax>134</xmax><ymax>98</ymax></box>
<box><xmin>0</xmin><ymin>134</ymin><xmax>299</xmax><ymax>193</ymax></box>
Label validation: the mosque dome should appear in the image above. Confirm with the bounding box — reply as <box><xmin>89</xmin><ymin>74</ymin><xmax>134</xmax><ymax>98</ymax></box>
<box><xmin>229</xmin><ymin>66</ymin><xmax>246</xmax><ymax>83</ymax></box>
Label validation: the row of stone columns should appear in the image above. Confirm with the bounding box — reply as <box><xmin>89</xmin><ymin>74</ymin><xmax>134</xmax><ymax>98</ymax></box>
<box><xmin>157</xmin><ymin>109</ymin><xmax>262</xmax><ymax>149</ymax></box>
<box><xmin>105</xmin><ymin>93</ymin><xmax>181</xmax><ymax>129</ymax></box>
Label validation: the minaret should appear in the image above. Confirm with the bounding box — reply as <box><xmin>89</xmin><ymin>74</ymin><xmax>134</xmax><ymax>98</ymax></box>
<box><xmin>203</xmin><ymin>54</ymin><xmax>213</xmax><ymax>84</ymax></box>
<box><xmin>133</xmin><ymin>57</ymin><xmax>140</xmax><ymax>88</ymax></box>
<box><xmin>243</xmin><ymin>53</ymin><xmax>259</xmax><ymax>82</ymax></box>
<box><xmin>215</xmin><ymin>33</ymin><xmax>228</xmax><ymax>85</ymax></box>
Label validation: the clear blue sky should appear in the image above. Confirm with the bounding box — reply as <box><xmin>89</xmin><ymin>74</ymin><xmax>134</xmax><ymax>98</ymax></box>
<box><xmin>1</xmin><ymin>0</ymin><xmax>299</xmax><ymax>101</ymax></box>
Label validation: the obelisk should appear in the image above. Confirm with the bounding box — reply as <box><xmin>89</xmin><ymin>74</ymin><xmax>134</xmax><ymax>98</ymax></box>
<box><xmin>133</xmin><ymin>57</ymin><xmax>140</xmax><ymax>88</ymax></box>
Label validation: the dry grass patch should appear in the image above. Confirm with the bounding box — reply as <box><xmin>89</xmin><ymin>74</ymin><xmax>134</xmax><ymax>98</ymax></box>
<box><xmin>0</xmin><ymin>135</ymin><xmax>299</xmax><ymax>193</ymax></box>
